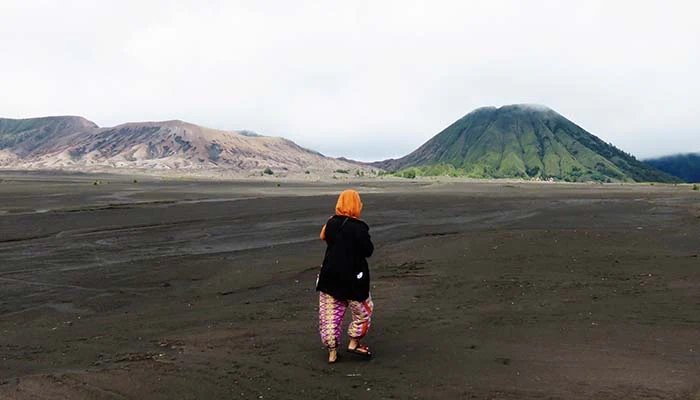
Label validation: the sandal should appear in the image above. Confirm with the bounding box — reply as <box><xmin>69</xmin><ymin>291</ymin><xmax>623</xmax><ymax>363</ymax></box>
<box><xmin>347</xmin><ymin>344</ymin><xmax>372</xmax><ymax>359</ymax></box>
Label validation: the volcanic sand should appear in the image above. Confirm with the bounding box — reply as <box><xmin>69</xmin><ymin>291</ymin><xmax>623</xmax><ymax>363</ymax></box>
<box><xmin>0</xmin><ymin>172</ymin><xmax>698</xmax><ymax>399</ymax></box>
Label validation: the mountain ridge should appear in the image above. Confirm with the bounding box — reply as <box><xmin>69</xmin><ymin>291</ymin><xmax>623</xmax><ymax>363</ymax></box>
<box><xmin>1</xmin><ymin>109</ymin><xmax>684</xmax><ymax>182</ymax></box>
<box><xmin>0</xmin><ymin>116</ymin><xmax>362</xmax><ymax>174</ymax></box>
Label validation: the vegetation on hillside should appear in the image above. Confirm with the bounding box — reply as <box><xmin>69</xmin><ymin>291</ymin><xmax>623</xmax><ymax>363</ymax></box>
<box><xmin>375</xmin><ymin>105</ymin><xmax>679</xmax><ymax>183</ymax></box>
<box><xmin>644</xmin><ymin>153</ymin><xmax>700</xmax><ymax>183</ymax></box>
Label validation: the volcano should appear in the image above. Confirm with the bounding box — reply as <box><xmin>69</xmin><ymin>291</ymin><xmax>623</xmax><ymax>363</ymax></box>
<box><xmin>374</xmin><ymin>105</ymin><xmax>677</xmax><ymax>183</ymax></box>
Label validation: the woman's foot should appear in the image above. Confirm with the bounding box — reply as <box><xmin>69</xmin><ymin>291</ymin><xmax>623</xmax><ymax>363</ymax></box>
<box><xmin>328</xmin><ymin>348</ymin><xmax>338</xmax><ymax>364</ymax></box>
<box><xmin>347</xmin><ymin>338</ymin><xmax>372</xmax><ymax>358</ymax></box>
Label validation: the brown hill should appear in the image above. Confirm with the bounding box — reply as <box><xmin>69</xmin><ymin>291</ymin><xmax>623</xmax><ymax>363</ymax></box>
<box><xmin>0</xmin><ymin>117</ymin><xmax>362</xmax><ymax>175</ymax></box>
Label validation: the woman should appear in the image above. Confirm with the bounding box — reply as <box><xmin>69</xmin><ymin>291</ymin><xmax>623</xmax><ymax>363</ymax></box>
<box><xmin>316</xmin><ymin>189</ymin><xmax>374</xmax><ymax>364</ymax></box>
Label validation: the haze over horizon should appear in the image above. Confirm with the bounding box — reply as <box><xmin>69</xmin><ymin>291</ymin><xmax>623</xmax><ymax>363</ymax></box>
<box><xmin>2</xmin><ymin>1</ymin><xmax>699</xmax><ymax>162</ymax></box>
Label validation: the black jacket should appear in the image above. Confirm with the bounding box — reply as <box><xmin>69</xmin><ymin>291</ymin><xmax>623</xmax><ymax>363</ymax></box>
<box><xmin>316</xmin><ymin>215</ymin><xmax>374</xmax><ymax>301</ymax></box>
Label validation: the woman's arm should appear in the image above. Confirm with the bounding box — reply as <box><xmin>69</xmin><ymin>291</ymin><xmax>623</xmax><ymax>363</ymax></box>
<box><xmin>319</xmin><ymin>215</ymin><xmax>335</xmax><ymax>241</ymax></box>
<box><xmin>357</xmin><ymin>224</ymin><xmax>374</xmax><ymax>258</ymax></box>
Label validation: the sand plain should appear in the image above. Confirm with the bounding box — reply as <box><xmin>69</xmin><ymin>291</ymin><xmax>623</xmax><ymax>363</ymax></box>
<box><xmin>0</xmin><ymin>172</ymin><xmax>698</xmax><ymax>399</ymax></box>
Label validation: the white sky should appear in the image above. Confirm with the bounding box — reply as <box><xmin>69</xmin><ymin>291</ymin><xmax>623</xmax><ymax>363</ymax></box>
<box><xmin>1</xmin><ymin>0</ymin><xmax>698</xmax><ymax>161</ymax></box>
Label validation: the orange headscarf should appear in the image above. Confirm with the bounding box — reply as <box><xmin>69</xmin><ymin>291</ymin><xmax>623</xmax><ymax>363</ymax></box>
<box><xmin>320</xmin><ymin>190</ymin><xmax>363</xmax><ymax>240</ymax></box>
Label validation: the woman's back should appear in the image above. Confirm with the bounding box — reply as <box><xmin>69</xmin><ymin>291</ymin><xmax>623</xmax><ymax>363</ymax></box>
<box><xmin>317</xmin><ymin>215</ymin><xmax>374</xmax><ymax>301</ymax></box>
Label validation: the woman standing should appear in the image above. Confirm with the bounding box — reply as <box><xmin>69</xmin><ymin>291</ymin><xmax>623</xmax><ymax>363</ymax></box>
<box><xmin>316</xmin><ymin>190</ymin><xmax>374</xmax><ymax>364</ymax></box>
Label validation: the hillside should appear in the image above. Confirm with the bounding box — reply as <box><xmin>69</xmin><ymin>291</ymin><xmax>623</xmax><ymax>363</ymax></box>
<box><xmin>644</xmin><ymin>153</ymin><xmax>700</xmax><ymax>183</ymax></box>
<box><xmin>374</xmin><ymin>105</ymin><xmax>678</xmax><ymax>183</ymax></box>
<box><xmin>0</xmin><ymin>116</ymin><xmax>362</xmax><ymax>175</ymax></box>
<box><xmin>0</xmin><ymin>116</ymin><xmax>98</xmax><ymax>157</ymax></box>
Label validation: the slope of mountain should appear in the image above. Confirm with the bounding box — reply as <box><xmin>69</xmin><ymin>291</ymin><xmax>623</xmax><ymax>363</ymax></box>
<box><xmin>644</xmin><ymin>153</ymin><xmax>700</xmax><ymax>183</ymax></box>
<box><xmin>0</xmin><ymin>116</ymin><xmax>98</xmax><ymax>157</ymax></box>
<box><xmin>0</xmin><ymin>116</ymin><xmax>361</xmax><ymax>174</ymax></box>
<box><xmin>374</xmin><ymin>105</ymin><xmax>678</xmax><ymax>183</ymax></box>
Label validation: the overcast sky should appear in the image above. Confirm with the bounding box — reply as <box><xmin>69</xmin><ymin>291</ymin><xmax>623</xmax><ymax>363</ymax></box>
<box><xmin>1</xmin><ymin>0</ymin><xmax>698</xmax><ymax>161</ymax></box>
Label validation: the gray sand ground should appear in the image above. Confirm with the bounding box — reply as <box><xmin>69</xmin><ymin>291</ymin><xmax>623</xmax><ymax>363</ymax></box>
<box><xmin>0</xmin><ymin>172</ymin><xmax>698</xmax><ymax>399</ymax></box>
